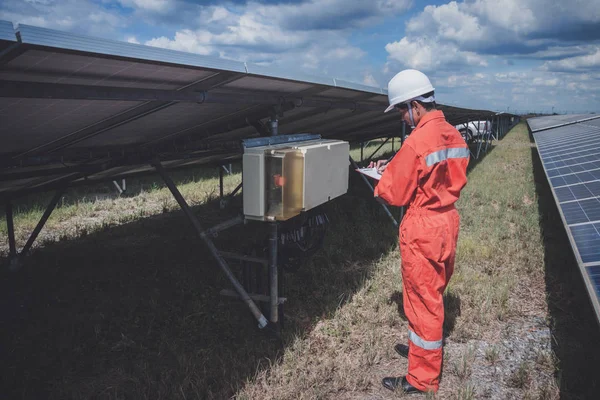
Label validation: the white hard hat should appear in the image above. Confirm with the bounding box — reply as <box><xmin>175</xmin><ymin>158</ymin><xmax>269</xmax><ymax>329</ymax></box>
<box><xmin>384</xmin><ymin>69</ymin><xmax>435</xmax><ymax>113</ymax></box>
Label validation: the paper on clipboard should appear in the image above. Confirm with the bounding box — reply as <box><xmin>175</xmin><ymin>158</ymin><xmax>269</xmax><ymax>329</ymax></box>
<box><xmin>356</xmin><ymin>167</ymin><xmax>382</xmax><ymax>181</ymax></box>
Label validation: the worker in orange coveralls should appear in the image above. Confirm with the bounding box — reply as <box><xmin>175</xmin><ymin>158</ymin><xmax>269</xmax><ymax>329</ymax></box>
<box><xmin>371</xmin><ymin>69</ymin><xmax>469</xmax><ymax>394</ymax></box>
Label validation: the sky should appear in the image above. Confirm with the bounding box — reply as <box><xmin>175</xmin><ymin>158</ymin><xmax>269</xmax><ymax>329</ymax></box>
<box><xmin>1</xmin><ymin>0</ymin><xmax>599</xmax><ymax>114</ymax></box>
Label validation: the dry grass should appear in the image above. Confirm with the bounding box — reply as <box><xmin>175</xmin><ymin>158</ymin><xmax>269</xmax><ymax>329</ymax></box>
<box><xmin>0</xmin><ymin>127</ymin><xmax>585</xmax><ymax>399</ymax></box>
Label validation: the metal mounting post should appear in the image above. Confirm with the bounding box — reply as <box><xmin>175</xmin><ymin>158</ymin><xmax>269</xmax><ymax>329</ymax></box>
<box><xmin>475</xmin><ymin>121</ymin><xmax>483</xmax><ymax>159</ymax></box>
<box><xmin>366</xmin><ymin>137</ymin><xmax>391</xmax><ymax>162</ymax></box>
<box><xmin>5</xmin><ymin>202</ymin><xmax>16</xmax><ymax>258</ymax></box>
<box><xmin>5</xmin><ymin>189</ymin><xmax>65</xmax><ymax>271</ymax></box>
<box><xmin>219</xmin><ymin>167</ymin><xmax>223</xmax><ymax>201</ymax></box>
<box><xmin>270</xmin><ymin>110</ymin><xmax>279</xmax><ymax>136</ymax></box>
<box><xmin>268</xmin><ymin>222</ymin><xmax>279</xmax><ymax>325</ymax></box>
<box><xmin>220</xmin><ymin>180</ymin><xmax>242</xmax><ymax>209</ymax></box>
<box><xmin>112</xmin><ymin>179</ymin><xmax>126</xmax><ymax>195</ymax></box>
<box><xmin>360</xmin><ymin>142</ymin><xmax>364</xmax><ymax>163</ymax></box>
<box><xmin>152</xmin><ymin>160</ymin><xmax>269</xmax><ymax>329</ymax></box>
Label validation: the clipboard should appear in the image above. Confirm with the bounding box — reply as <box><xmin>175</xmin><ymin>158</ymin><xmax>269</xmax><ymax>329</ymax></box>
<box><xmin>355</xmin><ymin>167</ymin><xmax>382</xmax><ymax>181</ymax></box>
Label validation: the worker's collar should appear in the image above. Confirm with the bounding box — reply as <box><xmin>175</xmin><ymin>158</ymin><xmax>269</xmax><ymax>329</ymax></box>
<box><xmin>414</xmin><ymin>110</ymin><xmax>445</xmax><ymax>130</ymax></box>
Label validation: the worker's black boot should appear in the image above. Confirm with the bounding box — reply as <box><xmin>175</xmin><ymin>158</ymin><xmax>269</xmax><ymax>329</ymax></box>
<box><xmin>382</xmin><ymin>376</ymin><xmax>424</xmax><ymax>394</ymax></box>
<box><xmin>394</xmin><ymin>343</ymin><xmax>409</xmax><ymax>358</ymax></box>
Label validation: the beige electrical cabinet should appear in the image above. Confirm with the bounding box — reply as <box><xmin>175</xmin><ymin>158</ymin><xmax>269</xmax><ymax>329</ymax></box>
<box><xmin>243</xmin><ymin>139</ymin><xmax>349</xmax><ymax>221</ymax></box>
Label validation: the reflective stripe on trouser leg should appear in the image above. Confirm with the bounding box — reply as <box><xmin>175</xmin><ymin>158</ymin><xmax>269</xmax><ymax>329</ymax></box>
<box><xmin>399</xmin><ymin>210</ymin><xmax>459</xmax><ymax>392</ymax></box>
<box><xmin>409</xmin><ymin>330</ymin><xmax>442</xmax><ymax>350</ymax></box>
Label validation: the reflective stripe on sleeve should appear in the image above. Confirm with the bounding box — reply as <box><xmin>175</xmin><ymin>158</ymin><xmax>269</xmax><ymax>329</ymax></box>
<box><xmin>425</xmin><ymin>147</ymin><xmax>470</xmax><ymax>167</ymax></box>
<box><xmin>409</xmin><ymin>330</ymin><xmax>443</xmax><ymax>350</ymax></box>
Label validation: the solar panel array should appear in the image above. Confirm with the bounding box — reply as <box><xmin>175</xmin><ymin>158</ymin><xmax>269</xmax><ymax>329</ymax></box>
<box><xmin>0</xmin><ymin>21</ymin><xmax>505</xmax><ymax>201</ymax></box>
<box><xmin>527</xmin><ymin>114</ymin><xmax>599</xmax><ymax>132</ymax></box>
<box><xmin>529</xmin><ymin>115</ymin><xmax>600</xmax><ymax>322</ymax></box>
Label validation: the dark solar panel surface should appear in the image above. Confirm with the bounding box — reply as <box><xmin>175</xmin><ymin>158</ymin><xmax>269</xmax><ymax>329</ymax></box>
<box><xmin>588</xmin><ymin>266</ymin><xmax>600</xmax><ymax>298</ymax></box>
<box><xmin>0</xmin><ymin>21</ymin><xmax>505</xmax><ymax>201</ymax></box>
<box><xmin>528</xmin><ymin>114</ymin><xmax>598</xmax><ymax>132</ymax></box>
<box><xmin>531</xmin><ymin>115</ymin><xmax>600</xmax><ymax>322</ymax></box>
<box><xmin>0</xmin><ymin>20</ymin><xmax>16</xmax><ymax>52</ymax></box>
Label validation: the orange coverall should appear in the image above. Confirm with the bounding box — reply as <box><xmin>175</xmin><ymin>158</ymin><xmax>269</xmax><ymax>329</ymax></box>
<box><xmin>374</xmin><ymin>110</ymin><xmax>469</xmax><ymax>392</ymax></box>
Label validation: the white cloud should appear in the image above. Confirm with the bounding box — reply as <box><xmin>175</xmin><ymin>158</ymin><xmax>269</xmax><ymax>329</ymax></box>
<box><xmin>125</xmin><ymin>36</ymin><xmax>140</xmax><ymax>44</ymax></box>
<box><xmin>145</xmin><ymin>30</ymin><xmax>214</xmax><ymax>55</ymax></box>
<box><xmin>0</xmin><ymin>0</ymin><xmax>125</xmax><ymax>36</ymax></box>
<box><xmin>274</xmin><ymin>0</ymin><xmax>413</xmax><ymax>29</ymax></box>
<box><xmin>470</xmin><ymin>0</ymin><xmax>536</xmax><ymax>34</ymax></box>
<box><xmin>140</xmin><ymin>1</ymin><xmax>403</xmax><ymax>85</ymax></box>
<box><xmin>526</xmin><ymin>45</ymin><xmax>598</xmax><ymax>60</ymax></box>
<box><xmin>401</xmin><ymin>0</ymin><xmax>600</xmax><ymax>56</ymax></box>
<box><xmin>494</xmin><ymin>72</ymin><xmax>527</xmax><ymax>83</ymax></box>
<box><xmin>540</xmin><ymin>48</ymin><xmax>600</xmax><ymax>72</ymax></box>
<box><xmin>117</xmin><ymin>0</ymin><xmax>174</xmax><ymax>13</ymax></box>
<box><xmin>407</xmin><ymin>2</ymin><xmax>488</xmax><ymax>44</ymax></box>
<box><xmin>363</xmin><ymin>72</ymin><xmax>378</xmax><ymax>86</ymax></box>
<box><xmin>385</xmin><ymin>36</ymin><xmax>488</xmax><ymax>71</ymax></box>
<box><xmin>532</xmin><ymin>77</ymin><xmax>559</xmax><ymax>87</ymax></box>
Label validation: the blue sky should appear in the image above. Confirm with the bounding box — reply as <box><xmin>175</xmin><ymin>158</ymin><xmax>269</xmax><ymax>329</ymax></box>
<box><xmin>2</xmin><ymin>0</ymin><xmax>599</xmax><ymax>114</ymax></box>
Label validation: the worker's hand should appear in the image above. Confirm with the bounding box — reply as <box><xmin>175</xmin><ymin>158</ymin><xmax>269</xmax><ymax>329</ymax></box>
<box><xmin>368</xmin><ymin>159</ymin><xmax>389</xmax><ymax>174</ymax></box>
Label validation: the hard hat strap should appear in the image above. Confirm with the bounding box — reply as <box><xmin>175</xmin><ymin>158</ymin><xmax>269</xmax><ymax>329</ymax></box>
<box><xmin>407</xmin><ymin>102</ymin><xmax>416</xmax><ymax>128</ymax></box>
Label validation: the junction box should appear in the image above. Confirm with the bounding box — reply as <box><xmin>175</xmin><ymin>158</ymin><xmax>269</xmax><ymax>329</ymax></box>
<box><xmin>243</xmin><ymin>139</ymin><xmax>349</xmax><ymax>221</ymax></box>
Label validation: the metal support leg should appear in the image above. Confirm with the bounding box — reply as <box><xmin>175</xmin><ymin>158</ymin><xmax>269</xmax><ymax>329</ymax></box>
<box><xmin>5</xmin><ymin>202</ymin><xmax>16</xmax><ymax>258</ymax></box>
<box><xmin>360</xmin><ymin>142</ymin><xmax>364</xmax><ymax>163</ymax></box>
<box><xmin>268</xmin><ymin>222</ymin><xmax>279</xmax><ymax>325</ymax></box>
<box><xmin>152</xmin><ymin>161</ymin><xmax>269</xmax><ymax>329</ymax></box>
<box><xmin>475</xmin><ymin>122</ymin><xmax>483</xmax><ymax>159</ymax></box>
<box><xmin>350</xmin><ymin>156</ymin><xmax>398</xmax><ymax>228</ymax></box>
<box><xmin>229</xmin><ymin>182</ymin><xmax>242</xmax><ymax>198</ymax></box>
<box><xmin>21</xmin><ymin>189</ymin><xmax>64</xmax><ymax>258</ymax></box>
<box><xmin>7</xmin><ymin>189</ymin><xmax>64</xmax><ymax>270</ymax></box>
<box><xmin>112</xmin><ymin>179</ymin><xmax>126</xmax><ymax>195</ymax></box>
<box><xmin>366</xmin><ymin>137</ymin><xmax>391</xmax><ymax>162</ymax></box>
<box><xmin>219</xmin><ymin>166</ymin><xmax>225</xmax><ymax>209</ymax></box>
<box><xmin>270</xmin><ymin>117</ymin><xmax>278</xmax><ymax>136</ymax></box>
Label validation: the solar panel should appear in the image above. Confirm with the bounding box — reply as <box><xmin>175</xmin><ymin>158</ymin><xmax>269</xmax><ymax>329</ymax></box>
<box><xmin>528</xmin><ymin>114</ymin><xmax>599</xmax><ymax>132</ymax></box>
<box><xmin>0</xmin><ymin>20</ymin><xmax>16</xmax><ymax>54</ymax></box>
<box><xmin>0</xmin><ymin>21</ymin><xmax>507</xmax><ymax>201</ymax></box>
<box><xmin>530</xmin><ymin>115</ymin><xmax>600</xmax><ymax>322</ymax></box>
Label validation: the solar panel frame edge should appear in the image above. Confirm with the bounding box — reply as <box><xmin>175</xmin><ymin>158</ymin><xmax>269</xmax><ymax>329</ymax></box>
<box><xmin>16</xmin><ymin>24</ymin><xmax>248</xmax><ymax>74</ymax></box>
<box><xmin>528</xmin><ymin>114</ymin><xmax>600</xmax><ymax>133</ymax></box>
<box><xmin>15</xmin><ymin>23</ymin><xmax>392</xmax><ymax>99</ymax></box>
<box><xmin>533</xmin><ymin>125</ymin><xmax>600</xmax><ymax>324</ymax></box>
<box><xmin>0</xmin><ymin>20</ymin><xmax>16</xmax><ymax>42</ymax></box>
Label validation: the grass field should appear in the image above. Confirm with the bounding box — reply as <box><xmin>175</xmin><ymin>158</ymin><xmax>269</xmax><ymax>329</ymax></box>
<box><xmin>1</xmin><ymin>126</ymin><xmax>599</xmax><ymax>399</ymax></box>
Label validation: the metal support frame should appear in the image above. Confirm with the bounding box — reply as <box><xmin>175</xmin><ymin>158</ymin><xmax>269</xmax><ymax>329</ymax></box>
<box><xmin>219</xmin><ymin>166</ymin><xmax>224</xmax><ymax>200</ymax></box>
<box><xmin>5</xmin><ymin>202</ymin><xmax>16</xmax><ymax>258</ymax></box>
<box><xmin>4</xmin><ymin>189</ymin><xmax>65</xmax><ymax>271</ymax></box>
<box><xmin>112</xmin><ymin>179</ymin><xmax>126</xmax><ymax>195</ymax></box>
<box><xmin>204</xmin><ymin>215</ymin><xmax>245</xmax><ymax>238</ymax></box>
<box><xmin>218</xmin><ymin>166</ymin><xmax>241</xmax><ymax>209</ymax></box>
<box><xmin>222</xmin><ymin>164</ymin><xmax>232</xmax><ymax>174</ymax></box>
<box><xmin>366</xmin><ymin>137</ymin><xmax>391</xmax><ymax>162</ymax></box>
<box><xmin>360</xmin><ymin>142</ymin><xmax>364</xmax><ymax>163</ymax></box>
<box><xmin>0</xmin><ymin>80</ymin><xmax>384</xmax><ymax>112</ymax></box>
<box><xmin>152</xmin><ymin>160</ymin><xmax>269</xmax><ymax>329</ymax></box>
<box><xmin>268</xmin><ymin>222</ymin><xmax>279</xmax><ymax>325</ymax></box>
<box><xmin>475</xmin><ymin>121</ymin><xmax>483</xmax><ymax>159</ymax></box>
<box><xmin>349</xmin><ymin>156</ymin><xmax>398</xmax><ymax>228</ymax></box>
<box><xmin>267</xmin><ymin>111</ymin><xmax>281</xmax><ymax>327</ymax></box>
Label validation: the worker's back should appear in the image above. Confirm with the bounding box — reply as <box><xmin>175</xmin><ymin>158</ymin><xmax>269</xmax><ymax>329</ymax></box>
<box><xmin>404</xmin><ymin>110</ymin><xmax>469</xmax><ymax>209</ymax></box>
